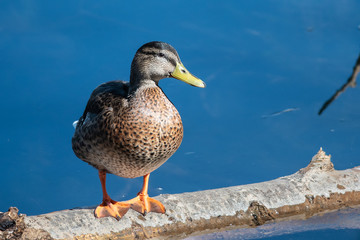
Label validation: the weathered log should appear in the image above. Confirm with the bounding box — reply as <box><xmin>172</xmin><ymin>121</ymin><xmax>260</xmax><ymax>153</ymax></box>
<box><xmin>1</xmin><ymin>148</ymin><xmax>360</xmax><ymax>239</ymax></box>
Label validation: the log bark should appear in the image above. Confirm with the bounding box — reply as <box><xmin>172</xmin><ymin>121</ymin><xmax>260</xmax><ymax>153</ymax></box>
<box><xmin>1</xmin><ymin>148</ymin><xmax>360</xmax><ymax>239</ymax></box>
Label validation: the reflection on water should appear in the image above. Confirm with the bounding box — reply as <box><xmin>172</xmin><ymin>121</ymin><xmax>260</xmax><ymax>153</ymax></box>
<box><xmin>0</xmin><ymin>1</ymin><xmax>359</xmax><ymax>225</ymax></box>
<box><xmin>261</xmin><ymin>108</ymin><xmax>300</xmax><ymax>119</ymax></box>
<box><xmin>186</xmin><ymin>207</ymin><xmax>360</xmax><ymax>240</ymax></box>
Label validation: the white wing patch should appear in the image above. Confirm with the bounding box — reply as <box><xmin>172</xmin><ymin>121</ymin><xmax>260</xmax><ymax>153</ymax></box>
<box><xmin>72</xmin><ymin>120</ymin><xmax>79</xmax><ymax>129</ymax></box>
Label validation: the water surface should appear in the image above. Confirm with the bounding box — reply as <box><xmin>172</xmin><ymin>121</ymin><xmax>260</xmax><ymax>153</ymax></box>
<box><xmin>186</xmin><ymin>206</ymin><xmax>360</xmax><ymax>240</ymax></box>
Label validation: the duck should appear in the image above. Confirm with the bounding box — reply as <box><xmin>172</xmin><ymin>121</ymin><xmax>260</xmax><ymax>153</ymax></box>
<box><xmin>72</xmin><ymin>41</ymin><xmax>205</xmax><ymax>220</ymax></box>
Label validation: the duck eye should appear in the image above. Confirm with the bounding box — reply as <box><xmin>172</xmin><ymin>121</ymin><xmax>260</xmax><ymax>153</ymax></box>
<box><xmin>158</xmin><ymin>53</ymin><xmax>165</xmax><ymax>57</ymax></box>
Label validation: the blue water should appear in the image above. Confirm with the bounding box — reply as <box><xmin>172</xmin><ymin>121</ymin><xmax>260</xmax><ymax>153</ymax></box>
<box><xmin>0</xmin><ymin>0</ymin><xmax>359</xmax><ymax>228</ymax></box>
<box><xmin>268</xmin><ymin>230</ymin><xmax>360</xmax><ymax>240</ymax></box>
<box><xmin>187</xmin><ymin>207</ymin><xmax>360</xmax><ymax>240</ymax></box>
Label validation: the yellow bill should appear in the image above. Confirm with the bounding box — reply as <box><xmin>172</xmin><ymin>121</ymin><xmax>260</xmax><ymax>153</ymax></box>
<box><xmin>171</xmin><ymin>62</ymin><xmax>206</xmax><ymax>88</ymax></box>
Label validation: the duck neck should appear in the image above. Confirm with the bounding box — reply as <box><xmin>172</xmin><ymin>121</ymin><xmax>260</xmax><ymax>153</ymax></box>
<box><xmin>129</xmin><ymin>62</ymin><xmax>160</xmax><ymax>93</ymax></box>
<box><xmin>129</xmin><ymin>77</ymin><xmax>159</xmax><ymax>95</ymax></box>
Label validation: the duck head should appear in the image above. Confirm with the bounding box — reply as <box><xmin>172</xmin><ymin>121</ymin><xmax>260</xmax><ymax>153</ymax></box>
<box><xmin>130</xmin><ymin>41</ymin><xmax>205</xmax><ymax>88</ymax></box>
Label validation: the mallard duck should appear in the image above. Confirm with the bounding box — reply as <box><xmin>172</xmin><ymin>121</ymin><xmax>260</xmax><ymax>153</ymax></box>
<box><xmin>72</xmin><ymin>41</ymin><xmax>205</xmax><ymax>220</ymax></box>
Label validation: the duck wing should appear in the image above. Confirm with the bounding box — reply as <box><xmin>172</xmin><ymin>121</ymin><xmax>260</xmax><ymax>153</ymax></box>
<box><xmin>76</xmin><ymin>80</ymin><xmax>129</xmax><ymax>128</ymax></box>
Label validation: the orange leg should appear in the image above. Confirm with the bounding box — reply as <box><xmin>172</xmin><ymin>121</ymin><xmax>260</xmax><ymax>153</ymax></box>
<box><xmin>94</xmin><ymin>170</ymin><xmax>130</xmax><ymax>220</ymax></box>
<box><xmin>126</xmin><ymin>173</ymin><xmax>166</xmax><ymax>216</ymax></box>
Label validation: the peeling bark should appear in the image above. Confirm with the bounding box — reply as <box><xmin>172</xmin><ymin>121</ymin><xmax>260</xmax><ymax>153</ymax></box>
<box><xmin>1</xmin><ymin>148</ymin><xmax>360</xmax><ymax>239</ymax></box>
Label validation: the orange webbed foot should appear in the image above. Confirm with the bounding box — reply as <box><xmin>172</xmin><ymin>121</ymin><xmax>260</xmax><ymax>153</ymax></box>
<box><xmin>94</xmin><ymin>200</ymin><xmax>130</xmax><ymax>220</ymax></box>
<box><xmin>126</xmin><ymin>194</ymin><xmax>166</xmax><ymax>216</ymax></box>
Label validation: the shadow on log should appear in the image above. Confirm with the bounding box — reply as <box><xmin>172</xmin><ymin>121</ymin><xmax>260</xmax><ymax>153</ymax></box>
<box><xmin>1</xmin><ymin>148</ymin><xmax>360</xmax><ymax>239</ymax></box>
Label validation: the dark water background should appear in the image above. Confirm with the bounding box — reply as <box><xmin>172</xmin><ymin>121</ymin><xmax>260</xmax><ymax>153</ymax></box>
<box><xmin>1</xmin><ymin>1</ymin><xmax>359</xmax><ymax>238</ymax></box>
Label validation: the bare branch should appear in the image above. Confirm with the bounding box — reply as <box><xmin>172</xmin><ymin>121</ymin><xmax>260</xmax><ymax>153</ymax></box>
<box><xmin>318</xmin><ymin>54</ymin><xmax>360</xmax><ymax>115</ymax></box>
<box><xmin>4</xmin><ymin>149</ymin><xmax>360</xmax><ymax>239</ymax></box>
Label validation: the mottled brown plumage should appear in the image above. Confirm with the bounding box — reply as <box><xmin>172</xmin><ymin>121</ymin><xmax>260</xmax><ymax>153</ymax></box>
<box><xmin>71</xmin><ymin>41</ymin><xmax>205</xmax><ymax>220</ymax></box>
<box><xmin>72</xmin><ymin>80</ymin><xmax>183</xmax><ymax>178</ymax></box>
